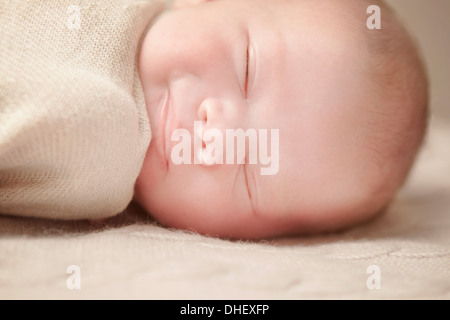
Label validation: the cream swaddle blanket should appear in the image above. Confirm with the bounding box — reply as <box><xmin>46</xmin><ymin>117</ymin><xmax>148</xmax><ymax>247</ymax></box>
<box><xmin>0</xmin><ymin>0</ymin><xmax>167</xmax><ymax>219</ymax></box>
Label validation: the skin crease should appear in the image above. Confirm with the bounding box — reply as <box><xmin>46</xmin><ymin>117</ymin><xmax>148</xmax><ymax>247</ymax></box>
<box><xmin>134</xmin><ymin>0</ymin><xmax>398</xmax><ymax>239</ymax></box>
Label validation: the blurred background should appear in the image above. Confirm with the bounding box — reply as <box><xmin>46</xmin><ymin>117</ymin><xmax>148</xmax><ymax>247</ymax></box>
<box><xmin>381</xmin><ymin>0</ymin><xmax>450</xmax><ymax>200</ymax></box>
<box><xmin>386</xmin><ymin>0</ymin><xmax>450</xmax><ymax>120</ymax></box>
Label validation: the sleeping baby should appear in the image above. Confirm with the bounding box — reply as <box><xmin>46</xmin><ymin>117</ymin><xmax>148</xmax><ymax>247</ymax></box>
<box><xmin>0</xmin><ymin>0</ymin><xmax>428</xmax><ymax>239</ymax></box>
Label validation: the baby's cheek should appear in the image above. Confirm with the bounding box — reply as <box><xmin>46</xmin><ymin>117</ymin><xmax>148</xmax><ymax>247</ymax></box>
<box><xmin>315</xmin><ymin>179</ymin><xmax>392</xmax><ymax>233</ymax></box>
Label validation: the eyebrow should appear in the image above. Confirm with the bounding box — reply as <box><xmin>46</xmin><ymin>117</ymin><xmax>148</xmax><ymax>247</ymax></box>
<box><xmin>231</xmin><ymin>163</ymin><xmax>257</xmax><ymax>215</ymax></box>
<box><xmin>247</xmin><ymin>164</ymin><xmax>259</xmax><ymax>215</ymax></box>
<box><xmin>243</xmin><ymin>164</ymin><xmax>252</xmax><ymax>200</ymax></box>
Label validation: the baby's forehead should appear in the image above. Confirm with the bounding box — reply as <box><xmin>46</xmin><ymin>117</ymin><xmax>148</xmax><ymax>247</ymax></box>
<box><xmin>257</xmin><ymin>0</ymin><xmax>369</xmax><ymax>37</ymax></box>
<box><xmin>248</xmin><ymin>0</ymin><xmax>367</xmax><ymax>51</ymax></box>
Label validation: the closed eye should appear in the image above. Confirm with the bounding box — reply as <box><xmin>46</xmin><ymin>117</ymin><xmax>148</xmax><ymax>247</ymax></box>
<box><xmin>244</xmin><ymin>44</ymin><xmax>249</xmax><ymax>98</ymax></box>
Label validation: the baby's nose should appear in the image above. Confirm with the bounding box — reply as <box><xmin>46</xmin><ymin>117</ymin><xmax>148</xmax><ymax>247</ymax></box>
<box><xmin>194</xmin><ymin>98</ymin><xmax>242</xmax><ymax>166</ymax></box>
<box><xmin>197</xmin><ymin>98</ymin><xmax>223</xmax><ymax>127</ymax></box>
<box><xmin>196</xmin><ymin>98</ymin><xmax>240</xmax><ymax>131</ymax></box>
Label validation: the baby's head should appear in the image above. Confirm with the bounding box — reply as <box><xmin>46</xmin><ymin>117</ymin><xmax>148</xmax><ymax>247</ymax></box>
<box><xmin>135</xmin><ymin>0</ymin><xmax>428</xmax><ymax>239</ymax></box>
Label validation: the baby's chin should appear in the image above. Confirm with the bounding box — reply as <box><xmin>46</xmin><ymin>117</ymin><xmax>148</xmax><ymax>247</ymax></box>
<box><xmin>137</xmin><ymin>196</ymin><xmax>387</xmax><ymax>240</ymax></box>
<box><xmin>168</xmin><ymin>215</ymin><xmax>302</xmax><ymax>240</ymax></box>
<box><xmin>155</xmin><ymin>212</ymin><xmax>383</xmax><ymax>240</ymax></box>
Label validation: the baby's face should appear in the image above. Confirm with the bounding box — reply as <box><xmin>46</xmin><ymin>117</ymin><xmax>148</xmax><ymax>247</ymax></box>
<box><xmin>136</xmin><ymin>0</ymin><xmax>387</xmax><ymax>238</ymax></box>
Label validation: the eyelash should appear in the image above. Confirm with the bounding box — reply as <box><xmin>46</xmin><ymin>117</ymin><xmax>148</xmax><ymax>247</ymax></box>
<box><xmin>244</xmin><ymin>45</ymin><xmax>249</xmax><ymax>98</ymax></box>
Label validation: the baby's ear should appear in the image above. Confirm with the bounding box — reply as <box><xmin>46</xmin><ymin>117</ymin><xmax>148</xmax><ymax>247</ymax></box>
<box><xmin>173</xmin><ymin>0</ymin><xmax>211</xmax><ymax>10</ymax></box>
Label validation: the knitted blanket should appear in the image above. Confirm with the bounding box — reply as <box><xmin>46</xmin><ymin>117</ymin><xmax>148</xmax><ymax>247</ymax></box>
<box><xmin>0</xmin><ymin>0</ymin><xmax>165</xmax><ymax>219</ymax></box>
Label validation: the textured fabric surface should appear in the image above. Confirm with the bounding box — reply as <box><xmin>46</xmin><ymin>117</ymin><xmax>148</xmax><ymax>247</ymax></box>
<box><xmin>0</xmin><ymin>116</ymin><xmax>448</xmax><ymax>299</ymax></box>
<box><xmin>0</xmin><ymin>0</ymin><xmax>165</xmax><ymax>219</ymax></box>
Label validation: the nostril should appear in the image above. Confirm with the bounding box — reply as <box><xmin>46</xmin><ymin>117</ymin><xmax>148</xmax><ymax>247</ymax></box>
<box><xmin>194</xmin><ymin>121</ymin><xmax>207</xmax><ymax>149</ymax></box>
<box><xmin>197</xmin><ymin>103</ymin><xmax>208</xmax><ymax>124</ymax></box>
